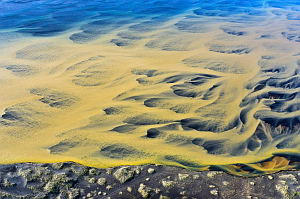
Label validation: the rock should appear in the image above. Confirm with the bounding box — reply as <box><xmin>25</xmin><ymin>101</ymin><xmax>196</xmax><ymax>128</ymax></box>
<box><xmin>222</xmin><ymin>181</ymin><xmax>229</xmax><ymax>186</ymax></box>
<box><xmin>113</xmin><ymin>167</ymin><xmax>134</xmax><ymax>183</ymax></box>
<box><xmin>19</xmin><ymin>168</ymin><xmax>34</xmax><ymax>181</ymax></box>
<box><xmin>44</xmin><ymin>173</ymin><xmax>71</xmax><ymax>193</ymax></box>
<box><xmin>210</xmin><ymin>189</ymin><xmax>218</xmax><ymax>195</ymax></box>
<box><xmin>88</xmin><ymin>178</ymin><xmax>96</xmax><ymax>183</ymax></box>
<box><xmin>52</xmin><ymin>163</ymin><xmax>65</xmax><ymax>170</ymax></box>
<box><xmin>279</xmin><ymin>180</ymin><xmax>287</xmax><ymax>185</ymax></box>
<box><xmin>0</xmin><ymin>161</ymin><xmax>300</xmax><ymax>199</ymax></box>
<box><xmin>134</xmin><ymin>167</ymin><xmax>141</xmax><ymax>175</ymax></box>
<box><xmin>154</xmin><ymin>188</ymin><xmax>161</xmax><ymax>194</ymax></box>
<box><xmin>106</xmin><ymin>168</ymin><xmax>113</xmax><ymax>174</ymax></box>
<box><xmin>89</xmin><ymin>168</ymin><xmax>100</xmax><ymax>175</ymax></box>
<box><xmin>68</xmin><ymin>188</ymin><xmax>80</xmax><ymax>199</ymax></box>
<box><xmin>207</xmin><ymin>171</ymin><xmax>223</xmax><ymax>178</ymax></box>
<box><xmin>70</xmin><ymin>165</ymin><xmax>88</xmax><ymax>176</ymax></box>
<box><xmin>3</xmin><ymin>178</ymin><xmax>16</xmax><ymax>187</ymax></box>
<box><xmin>193</xmin><ymin>175</ymin><xmax>200</xmax><ymax>179</ymax></box>
<box><xmin>97</xmin><ymin>178</ymin><xmax>107</xmax><ymax>186</ymax></box>
<box><xmin>178</xmin><ymin>173</ymin><xmax>189</xmax><ymax>180</ymax></box>
<box><xmin>57</xmin><ymin>192</ymin><xmax>68</xmax><ymax>199</ymax></box>
<box><xmin>80</xmin><ymin>189</ymin><xmax>85</xmax><ymax>196</ymax></box>
<box><xmin>279</xmin><ymin>174</ymin><xmax>298</xmax><ymax>184</ymax></box>
<box><xmin>159</xmin><ymin>195</ymin><xmax>170</xmax><ymax>199</ymax></box>
<box><xmin>138</xmin><ymin>183</ymin><xmax>151</xmax><ymax>198</ymax></box>
<box><xmin>162</xmin><ymin>180</ymin><xmax>175</xmax><ymax>188</ymax></box>
<box><xmin>275</xmin><ymin>183</ymin><xmax>288</xmax><ymax>198</ymax></box>
<box><xmin>106</xmin><ymin>185</ymin><xmax>113</xmax><ymax>190</ymax></box>
<box><xmin>148</xmin><ymin>168</ymin><xmax>155</xmax><ymax>174</ymax></box>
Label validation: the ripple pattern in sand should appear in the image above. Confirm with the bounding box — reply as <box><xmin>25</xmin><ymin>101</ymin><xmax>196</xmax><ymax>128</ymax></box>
<box><xmin>0</xmin><ymin>0</ymin><xmax>299</xmax><ymax>176</ymax></box>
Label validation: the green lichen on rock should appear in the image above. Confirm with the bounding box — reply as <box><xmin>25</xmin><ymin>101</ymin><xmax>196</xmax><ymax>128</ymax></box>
<box><xmin>154</xmin><ymin>188</ymin><xmax>161</xmax><ymax>194</ymax></box>
<box><xmin>33</xmin><ymin>192</ymin><xmax>48</xmax><ymax>199</ymax></box>
<box><xmin>210</xmin><ymin>189</ymin><xmax>218</xmax><ymax>196</ymax></box>
<box><xmin>276</xmin><ymin>183</ymin><xmax>289</xmax><ymax>199</ymax></box>
<box><xmin>180</xmin><ymin>191</ymin><xmax>186</xmax><ymax>195</ymax></box>
<box><xmin>289</xmin><ymin>190</ymin><xmax>300</xmax><ymax>199</ymax></box>
<box><xmin>134</xmin><ymin>167</ymin><xmax>142</xmax><ymax>175</ymax></box>
<box><xmin>70</xmin><ymin>165</ymin><xmax>88</xmax><ymax>176</ymax></box>
<box><xmin>19</xmin><ymin>166</ymin><xmax>52</xmax><ymax>182</ymax></box>
<box><xmin>56</xmin><ymin>192</ymin><xmax>68</xmax><ymax>199</ymax></box>
<box><xmin>97</xmin><ymin>178</ymin><xmax>107</xmax><ymax>185</ymax></box>
<box><xmin>35</xmin><ymin>167</ymin><xmax>53</xmax><ymax>182</ymax></box>
<box><xmin>159</xmin><ymin>195</ymin><xmax>170</xmax><ymax>199</ymax></box>
<box><xmin>106</xmin><ymin>185</ymin><xmax>113</xmax><ymax>190</ymax></box>
<box><xmin>106</xmin><ymin>168</ymin><xmax>113</xmax><ymax>175</ymax></box>
<box><xmin>68</xmin><ymin>188</ymin><xmax>80</xmax><ymax>199</ymax></box>
<box><xmin>207</xmin><ymin>171</ymin><xmax>223</xmax><ymax>178</ymax></box>
<box><xmin>127</xmin><ymin>187</ymin><xmax>132</xmax><ymax>192</ymax></box>
<box><xmin>162</xmin><ymin>180</ymin><xmax>175</xmax><ymax>188</ymax></box>
<box><xmin>88</xmin><ymin>168</ymin><xmax>100</xmax><ymax>176</ymax></box>
<box><xmin>279</xmin><ymin>174</ymin><xmax>298</xmax><ymax>184</ymax></box>
<box><xmin>138</xmin><ymin>183</ymin><xmax>151</xmax><ymax>198</ymax></box>
<box><xmin>148</xmin><ymin>168</ymin><xmax>155</xmax><ymax>174</ymax></box>
<box><xmin>249</xmin><ymin>181</ymin><xmax>255</xmax><ymax>186</ymax></box>
<box><xmin>193</xmin><ymin>174</ymin><xmax>200</xmax><ymax>179</ymax></box>
<box><xmin>43</xmin><ymin>173</ymin><xmax>72</xmax><ymax>193</ymax></box>
<box><xmin>52</xmin><ymin>162</ymin><xmax>65</xmax><ymax>170</ymax></box>
<box><xmin>3</xmin><ymin>178</ymin><xmax>16</xmax><ymax>187</ymax></box>
<box><xmin>27</xmin><ymin>183</ymin><xmax>45</xmax><ymax>193</ymax></box>
<box><xmin>276</xmin><ymin>179</ymin><xmax>300</xmax><ymax>199</ymax></box>
<box><xmin>19</xmin><ymin>168</ymin><xmax>34</xmax><ymax>181</ymax></box>
<box><xmin>113</xmin><ymin>167</ymin><xmax>134</xmax><ymax>183</ymax></box>
<box><xmin>178</xmin><ymin>173</ymin><xmax>189</xmax><ymax>181</ymax></box>
<box><xmin>267</xmin><ymin>175</ymin><xmax>273</xmax><ymax>180</ymax></box>
<box><xmin>88</xmin><ymin>177</ymin><xmax>96</xmax><ymax>184</ymax></box>
<box><xmin>222</xmin><ymin>181</ymin><xmax>229</xmax><ymax>186</ymax></box>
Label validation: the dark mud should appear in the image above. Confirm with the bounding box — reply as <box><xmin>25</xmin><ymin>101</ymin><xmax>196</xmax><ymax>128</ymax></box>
<box><xmin>0</xmin><ymin>162</ymin><xmax>299</xmax><ymax>199</ymax></box>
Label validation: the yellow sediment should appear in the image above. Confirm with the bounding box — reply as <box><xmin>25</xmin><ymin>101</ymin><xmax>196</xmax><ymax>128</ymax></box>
<box><xmin>0</xmin><ymin>8</ymin><xmax>299</xmax><ymax>175</ymax></box>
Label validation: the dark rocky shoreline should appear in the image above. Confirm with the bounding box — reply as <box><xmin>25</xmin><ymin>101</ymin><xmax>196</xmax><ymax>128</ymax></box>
<box><xmin>0</xmin><ymin>162</ymin><xmax>299</xmax><ymax>199</ymax></box>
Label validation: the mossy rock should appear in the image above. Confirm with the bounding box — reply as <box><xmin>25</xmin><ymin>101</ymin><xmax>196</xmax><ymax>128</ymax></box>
<box><xmin>113</xmin><ymin>167</ymin><xmax>134</xmax><ymax>183</ymax></box>
<box><xmin>97</xmin><ymin>178</ymin><xmax>107</xmax><ymax>186</ymax></box>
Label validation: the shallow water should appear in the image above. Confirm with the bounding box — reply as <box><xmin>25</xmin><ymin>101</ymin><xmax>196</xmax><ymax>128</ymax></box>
<box><xmin>0</xmin><ymin>0</ymin><xmax>299</xmax><ymax>176</ymax></box>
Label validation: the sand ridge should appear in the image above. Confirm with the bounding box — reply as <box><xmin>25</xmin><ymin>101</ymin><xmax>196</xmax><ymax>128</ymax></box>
<box><xmin>0</xmin><ymin>3</ymin><xmax>299</xmax><ymax>176</ymax></box>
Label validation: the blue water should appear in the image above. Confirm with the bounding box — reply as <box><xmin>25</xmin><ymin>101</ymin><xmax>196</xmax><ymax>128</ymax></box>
<box><xmin>0</xmin><ymin>0</ymin><xmax>299</xmax><ymax>37</ymax></box>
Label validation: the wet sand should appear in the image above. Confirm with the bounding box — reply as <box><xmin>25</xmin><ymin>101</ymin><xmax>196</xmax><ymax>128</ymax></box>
<box><xmin>0</xmin><ymin>2</ymin><xmax>299</xmax><ymax>178</ymax></box>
